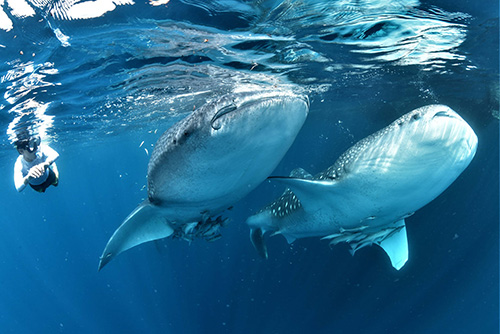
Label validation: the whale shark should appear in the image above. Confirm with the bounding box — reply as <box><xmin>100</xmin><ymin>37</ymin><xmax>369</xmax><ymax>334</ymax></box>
<box><xmin>246</xmin><ymin>105</ymin><xmax>478</xmax><ymax>270</ymax></box>
<box><xmin>99</xmin><ymin>88</ymin><xmax>309</xmax><ymax>270</ymax></box>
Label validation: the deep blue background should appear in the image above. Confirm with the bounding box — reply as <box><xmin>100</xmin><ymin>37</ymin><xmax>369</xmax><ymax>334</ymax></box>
<box><xmin>0</xmin><ymin>0</ymin><xmax>498</xmax><ymax>333</ymax></box>
<box><xmin>0</xmin><ymin>106</ymin><xmax>497</xmax><ymax>334</ymax></box>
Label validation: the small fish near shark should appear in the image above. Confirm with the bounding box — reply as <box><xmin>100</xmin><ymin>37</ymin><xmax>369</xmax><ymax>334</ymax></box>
<box><xmin>246</xmin><ymin>105</ymin><xmax>478</xmax><ymax>270</ymax></box>
<box><xmin>98</xmin><ymin>88</ymin><xmax>309</xmax><ymax>270</ymax></box>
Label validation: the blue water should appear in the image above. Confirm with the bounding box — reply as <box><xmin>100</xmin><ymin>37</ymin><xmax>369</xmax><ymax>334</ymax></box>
<box><xmin>0</xmin><ymin>0</ymin><xmax>498</xmax><ymax>333</ymax></box>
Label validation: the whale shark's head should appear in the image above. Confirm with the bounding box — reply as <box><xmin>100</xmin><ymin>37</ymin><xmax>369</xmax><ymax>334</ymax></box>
<box><xmin>147</xmin><ymin>87</ymin><xmax>309</xmax><ymax>213</ymax></box>
<box><xmin>391</xmin><ymin>104</ymin><xmax>477</xmax><ymax>166</ymax></box>
<box><xmin>319</xmin><ymin>104</ymin><xmax>478</xmax><ymax>185</ymax></box>
<box><xmin>207</xmin><ymin>89</ymin><xmax>310</xmax><ymax>133</ymax></box>
<box><xmin>339</xmin><ymin>104</ymin><xmax>479</xmax><ymax>212</ymax></box>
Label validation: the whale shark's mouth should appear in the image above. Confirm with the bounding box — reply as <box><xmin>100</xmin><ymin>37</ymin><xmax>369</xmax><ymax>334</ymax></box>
<box><xmin>234</xmin><ymin>90</ymin><xmax>309</xmax><ymax>109</ymax></box>
<box><xmin>430</xmin><ymin>109</ymin><xmax>478</xmax><ymax>153</ymax></box>
<box><xmin>210</xmin><ymin>92</ymin><xmax>309</xmax><ymax>131</ymax></box>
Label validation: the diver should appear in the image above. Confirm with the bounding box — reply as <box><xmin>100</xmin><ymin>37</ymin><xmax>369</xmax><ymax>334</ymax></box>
<box><xmin>13</xmin><ymin>133</ymin><xmax>60</xmax><ymax>193</ymax></box>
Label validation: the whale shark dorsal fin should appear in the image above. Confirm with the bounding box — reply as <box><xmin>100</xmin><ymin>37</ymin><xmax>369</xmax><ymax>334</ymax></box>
<box><xmin>289</xmin><ymin>168</ymin><xmax>313</xmax><ymax>179</ymax></box>
<box><xmin>268</xmin><ymin>177</ymin><xmax>335</xmax><ymax>212</ymax></box>
<box><xmin>377</xmin><ymin>220</ymin><xmax>409</xmax><ymax>270</ymax></box>
<box><xmin>98</xmin><ymin>200</ymin><xmax>174</xmax><ymax>270</ymax></box>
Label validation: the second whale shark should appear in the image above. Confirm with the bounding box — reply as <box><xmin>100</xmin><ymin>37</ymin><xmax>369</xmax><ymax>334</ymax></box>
<box><xmin>246</xmin><ymin>105</ymin><xmax>477</xmax><ymax>270</ymax></box>
<box><xmin>99</xmin><ymin>87</ymin><xmax>309</xmax><ymax>270</ymax></box>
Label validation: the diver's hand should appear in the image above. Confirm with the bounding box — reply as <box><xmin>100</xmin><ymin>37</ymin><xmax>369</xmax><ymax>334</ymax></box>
<box><xmin>28</xmin><ymin>164</ymin><xmax>46</xmax><ymax>179</ymax></box>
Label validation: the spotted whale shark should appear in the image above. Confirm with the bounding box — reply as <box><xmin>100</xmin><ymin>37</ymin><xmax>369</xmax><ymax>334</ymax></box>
<box><xmin>99</xmin><ymin>88</ymin><xmax>309</xmax><ymax>270</ymax></box>
<box><xmin>246</xmin><ymin>105</ymin><xmax>478</xmax><ymax>270</ymax></box>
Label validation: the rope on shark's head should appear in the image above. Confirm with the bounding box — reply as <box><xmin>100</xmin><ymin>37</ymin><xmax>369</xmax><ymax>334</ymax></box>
<box><xmin>211</xmin><ymin>102</ymin><xmax>237</xmax><ymax>130</ymax></box>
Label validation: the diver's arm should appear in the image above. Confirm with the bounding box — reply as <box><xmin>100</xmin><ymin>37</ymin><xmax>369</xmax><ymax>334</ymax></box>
<box><xmin>42</xmin><ymin>144</ymin><xmax>59</xmax><ymax>167</ymax></box>
<box><xmin>14</xmin><ymin>159</ymin><xmax>28</xmax><ymax>192</ymax></box>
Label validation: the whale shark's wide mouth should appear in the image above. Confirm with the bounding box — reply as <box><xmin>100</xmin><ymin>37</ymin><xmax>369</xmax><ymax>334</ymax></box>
<box><xmin>424</xmin><ymin>107</ymin><xmax>478</xmax><ymax>156</ymax></box>
<box><xmin>237</xmin><ymin>94</ymin><xmax>309</xmax><ymax>112</ymax></box>
<box><xmin>210</xmin><ymin>90</ymin><xmax>309</xmax><ymax>129</ymax></box>
<box><xmin>235</xmin><ymin>90</ymin><xmax>309</xmax><ymax>109</ymax></box>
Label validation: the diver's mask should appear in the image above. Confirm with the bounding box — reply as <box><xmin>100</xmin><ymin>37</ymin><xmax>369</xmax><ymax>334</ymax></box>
<box><xmin>17</xmin><ymin>136</ymin><xmax>41</xmax><ymax>153</ymax></box>
<box><xmin>27</xmin><ymin>136</ymin><xmax>41</xmax><ymax>153</ymax></box>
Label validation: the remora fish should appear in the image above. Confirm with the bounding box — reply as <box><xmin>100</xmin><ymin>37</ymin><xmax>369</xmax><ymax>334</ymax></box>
<box><xmin>246</xmin><ymin>105</ymin><xmax>478</xmax><ymax>270</ymax></box>
<box><xmin>99</xmin><ymin>88</ymin><xmax>309</xmax><ymax>270</ymax></box>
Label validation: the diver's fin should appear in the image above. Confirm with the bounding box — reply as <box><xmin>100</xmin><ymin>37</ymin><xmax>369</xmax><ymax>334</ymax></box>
<box><xmin>268</xmin><ymin>177</ymin><xmax>335</xmax><ymax>211</ymax></box>
<box><xmin>250</xmin><ymin>228</ymin><xmax>268</xmax><ymax>260</ymax></box>
<box><xmin>377</xmin><ymin>220</ymin><xmax>408</xmax><ymax>270</ymax></box>
<box><xmin>98</xmin><ymin>200</ymin><xmax>174</xmax><ymax>270</ymax></box>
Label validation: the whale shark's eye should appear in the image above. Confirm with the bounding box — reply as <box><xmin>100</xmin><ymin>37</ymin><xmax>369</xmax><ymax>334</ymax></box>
<box><xmin>411</xmin><ymin>113</ymin><xmax>421</xmax><ymax>121</ymax></box>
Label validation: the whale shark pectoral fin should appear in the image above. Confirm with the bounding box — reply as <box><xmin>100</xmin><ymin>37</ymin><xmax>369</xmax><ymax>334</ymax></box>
<box><xmin>377</xmin><ymin>220</ymin><xmax>409</xmax><ymax>270</ymax></box>
<box><xmin>98</xmin><ymin>200</ymin><xmax>174</xmax><ymax>270</ymax></box>
<box><xmin>282</xmin><ymin>233</ymin><xmax>296</xmax><ymax>244</ymax></box>
<box><xmin>250</xmin><ymin>228</ymin><xmax>268</xmax><ymax>260</ymax></box>
<box><xmin>268</xmin><ymin>177</ymin><xmax>335</xmax><ymax>212</ymax></box>
<box><xmin>270</xmin><ymin>231</ymin><xmax>296</xmax><ymax>244</ymax></box>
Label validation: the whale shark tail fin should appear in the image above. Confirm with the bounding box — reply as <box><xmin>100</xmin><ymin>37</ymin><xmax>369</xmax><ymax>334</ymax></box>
<box><xmin>250</xmin><ymin>228</ymin><xmax>268</xmax><ymax>260</ymax></box>
<box><xmin>98</xmin><ymin>200</ymin><xmax>173</xmax><ymax>270</ymax></box>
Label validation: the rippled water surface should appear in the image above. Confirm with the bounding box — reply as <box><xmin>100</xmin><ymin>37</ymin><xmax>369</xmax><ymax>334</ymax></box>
<box><xmin>0</xmin><ymin>0</ymin><xmax>498</xmax><ymax>333</ymax></box>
